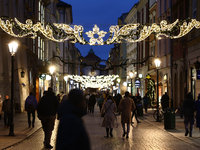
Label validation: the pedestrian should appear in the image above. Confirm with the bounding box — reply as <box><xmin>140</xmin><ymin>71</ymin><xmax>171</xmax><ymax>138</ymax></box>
<box><xmin>25</xmin><ymin>92</ymin><xmax>38</xmax><ymax>128</ymax></box>
<box><xmin>131</xmin><ymin>94</ymin><xmax>141</xmax><ymax>124</ymax></box>
<box><xmin>2</xmin><ymin>94</ymin><xmax>11</xmax><ymax>128</ymax></box>
<box><xmin>161</xmin><ymin>92</ymin><xmax>170</xmax><ymax>111</ymax></box>
<box><xmin>86</xmin><ymin>93</ymin><xmax>90</xmax><ymax>112</ymax></box>
<box><xmin>118</xmin><ymin>91</ymin><xmax>136</xmax><ymax>138</ymax></box>
<box><xmin>56</xmin><ymin>89</ymin><xmax>90</xmax><ymax>150</ymax></box>
<box><xmin>182</xmin><ymin>92</ymin><xmax>195</xmax><ymax>137</ymax></box>
<box><xmin>194</xmin><ymin>93</ymin><xmax>200</xmax><ymax>133</ymax></box>
<box><xmin>100</xmin><ymin>95</ymin><xmax>117</xmax><ymax>138</ymax></box>
<box><xmin>88</xmin><ymin>93</ymin><xmax>96</xmax><ymax>113</ymax></box>
<box><xmin>57</xmin><ymin>94</ymin><xmax>61</xmax><ymax>103</ymax></box>
<box><xmin>114</xmin><ymin>93</ymin><xmax>122</xmax><ymax>112</ymax></box>
<box><xmin>143</xmin><ymin>93</ymin><xmax>149</xmax><ymax>113</ymax></box>
<box><xmin>37</xmin><ymin>87</ymin><xmax>59</xmax><ymax>149</ymax></box>
<box><xmin>0</xmin><ymin>95</ymin><xmax>3</xmax><ymax>120</ymax></box>
<box><xmin>97</xmin><ymin>94</ymin><xmax>104</xmax><ymax>112</ymax></box>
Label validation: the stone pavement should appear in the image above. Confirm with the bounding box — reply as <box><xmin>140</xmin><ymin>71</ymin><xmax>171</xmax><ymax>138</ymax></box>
<box><xmin>1</xmin><ymin>107</ymin><xmax>200</xmax><ymax>150</ymax></box>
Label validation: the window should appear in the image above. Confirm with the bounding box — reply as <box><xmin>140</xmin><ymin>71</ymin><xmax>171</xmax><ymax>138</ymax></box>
<box><xmin>192</xmin><ymin>0</ymin><xmax>197</xmax><ymax>19</ymax></box>
<box><xmin>39</xmin><ymin>1</ymin><xmax>45</xmax><ymax>23</ymax></box>
<box><xmin>38</xmin><ymin>37</ymin><xmax>44</xmax><ymax>60</ymax></box>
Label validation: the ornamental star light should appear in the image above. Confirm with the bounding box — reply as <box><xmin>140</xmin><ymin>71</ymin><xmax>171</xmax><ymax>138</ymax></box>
<box><xmin>85</xmin><ymin>25</ymin><xmax>107</xmax><ymax>45</ymax></box>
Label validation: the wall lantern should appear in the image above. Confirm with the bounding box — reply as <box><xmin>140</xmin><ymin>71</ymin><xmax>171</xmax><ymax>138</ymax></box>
<box><xmin>174</xmin><ymin>62</ymin><xmax>178</xmax><ymax>69</ymax></box>
<box><xmin>194</xmin><ymin>57</ymin><xmax>200</xmax><ymax>69</ymax></box>
<box><xmin>21</xmin><ymin>70</ymin><xmax>25</xmax><ymax>78</ymax></box>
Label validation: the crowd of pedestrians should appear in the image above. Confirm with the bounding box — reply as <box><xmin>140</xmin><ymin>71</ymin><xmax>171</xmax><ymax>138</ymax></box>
<box><xmin>1</xmin><ymin>87</ymin><xmax>200</xmax><ymax>149</ymax></box>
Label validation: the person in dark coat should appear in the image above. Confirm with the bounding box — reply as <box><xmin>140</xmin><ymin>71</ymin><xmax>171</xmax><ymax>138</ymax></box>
<box><xmin>194</xmin><ymin>93</ymin><xmax>200</xmax><ymax>133</ymax></box>
<box><xmin>25</xmin><ymin>92</ymin><xmax>38</xmax><ymax>128</ymax></box>
<box><xmin>2</xmin><ymin>94</ymin><xmax>11</xmax><ymax>128</ymax></box>
<box><xmin>143</xmin><ymin>93</ymin><xmax>149</xmax><ymax>113</ymax></box>
<box><xmin>88</xmin><ymin>94</ymin><xmax>96</xmax><ymax>113</ymax></box>
<box><xmin>97</xmin><ymin>94</ymin><xmax>104</xmax><ymax>112</ymax></box>
<box><xmin>56</xmin><ymin>89</ymin><xmax>90</xmax><ymax>150</ymax></box>
<box><xmin>131</xmin><ymin>93</ymin><xmax>141</xmax><ymax>123</ymax></box>
<box><xmin>114</xmin><ymin>93</ymin><xmax>122</xmax><ymax>112</ymax></box>
<box><xmin>161</xmin><ymin>92</ymin><xmax>170</xmax><ymax>111</ymax></box>
<box><xmin>37</xmin><ymin>87</ymin><xmax>59</xmax><ymax>149</ymax></box>
<box><xmin>182</xmin><ymin>92</ymin><xmax>195</xmax><ymax>137</ymax></box>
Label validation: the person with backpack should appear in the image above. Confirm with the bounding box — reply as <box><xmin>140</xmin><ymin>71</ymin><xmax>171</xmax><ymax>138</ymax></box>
<box><xmin>25</xmin><ymin>92</ymin><xmax>38</xmax><ymax>128</ymax></box>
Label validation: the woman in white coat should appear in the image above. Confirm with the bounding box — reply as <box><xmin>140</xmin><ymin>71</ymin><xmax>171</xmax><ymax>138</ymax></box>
<box><xmin>101</xmin><ymin>95</ymin><xmax>117</xmax><ymax>137</ymax></box>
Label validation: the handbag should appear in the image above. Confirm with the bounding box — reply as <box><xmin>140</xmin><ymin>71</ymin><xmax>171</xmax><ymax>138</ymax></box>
<box><xmin>101</xmin><ymin>102</ymin><xmax>112</xmax><ymax>117</ymax></box>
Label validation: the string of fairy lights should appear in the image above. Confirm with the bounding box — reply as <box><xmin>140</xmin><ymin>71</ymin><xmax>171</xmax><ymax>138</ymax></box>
<box><xmin>66</xmin><ymin>75</ymin><xmax>119</xmax><ymax>88</ymax></box>
<box><xmin>0</xmin><ymin>17</ymin><xmax>200</xmax><ymax>45</ymax></box>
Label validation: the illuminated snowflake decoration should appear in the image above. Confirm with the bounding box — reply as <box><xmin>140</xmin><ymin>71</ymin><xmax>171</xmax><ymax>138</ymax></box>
<box><xmin>85</xmin><ymin>25</ymin><xmax>107</xmax><ymax>45</ymax></box>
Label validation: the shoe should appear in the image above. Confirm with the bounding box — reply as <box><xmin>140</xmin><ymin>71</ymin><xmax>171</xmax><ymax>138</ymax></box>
<box><xmin>122</xmin><ymin>132</ymin><xmax>126</xmax><ymax>137</ymax></box>
<box><xmin>45</xmin><ymin>144</ymin><xmax>53</xmax><ymax>149</ymax></box>
<box><xmin>29</xmin><ymin>124</ymin><xmax>31</xmax><ymax>128</ymax></box>
<box><xmin>137</xmin><ymin>121</ymin><xmax>141</xmax><ymax>123</ymax></box>
<box><xmin>126</xmin><ymin>135</ymin><xmax>129</xmax><ymax>138</ymax></box>
<box><xmin>32</xmin><ymin>124</ymin><xmax>34</xmax><ymax>128</ymax></box>
<box><xmin>110</xmin><ymin>133</ymin><xmax>113</xmax><ymax>137</ymax></box>
<box><xmin>131</xmin><ymin>122</ymin><xmax>134</xmax><ymax>124</ymax></box>
<box><xmin>189</xmin><ymin>134</ymin><xmax>192</xmax><ymax>137</ymax></box>
<box><xmin>185</xmin><ymin>130</ymin><xmax>189</xmax><ymax>136</ymax></box>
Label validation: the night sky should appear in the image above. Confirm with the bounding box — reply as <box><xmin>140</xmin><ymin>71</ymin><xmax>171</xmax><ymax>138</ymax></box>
<box><xmin>63</xmin><ymin>0</ymin><xmax>138</xmax><ymax>60</ymax></box>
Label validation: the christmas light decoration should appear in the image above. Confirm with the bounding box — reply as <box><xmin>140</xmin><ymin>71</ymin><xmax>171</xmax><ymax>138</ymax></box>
<box><xmin>0</xmin><ymin>17</ymin><xmax>200</xmax><ymax>45</ymax></box>
<box><xmin>66</xmin><ymin>75</ymin><xmax>119</xmax><ymax>88</ymax></box>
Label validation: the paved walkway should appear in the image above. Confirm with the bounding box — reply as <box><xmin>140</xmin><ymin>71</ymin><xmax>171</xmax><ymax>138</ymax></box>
<box><xmin>0</xmin><ymin>107</ymin><xmax>200</xmax><ymax>150</ymax></box>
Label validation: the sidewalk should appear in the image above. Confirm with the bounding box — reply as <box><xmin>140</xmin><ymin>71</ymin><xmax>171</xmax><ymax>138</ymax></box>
<box><xmin>141</xmin><ymin>108</ymin><xmax>200</xmax><ymax>149</ymax></box>
<box><xmin>0</xmin><ymin>112</ymin><xmax>42</xmax><ymax>150</ymax></box>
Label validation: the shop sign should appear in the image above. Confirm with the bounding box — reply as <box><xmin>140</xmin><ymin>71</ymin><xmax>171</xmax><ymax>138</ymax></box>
<box><xmin>146</xmin><ymin>74</ymin><xmax>151</xmax><ymax>79</ymax></box>
<box><xmin>135</xmin><ymin>79</ymin><xmax>141</xmax><ymax>87</ymax></box>
<box><xmin>197</xmin><ymin>70</ymin><xmax>200</xmax><ymax>80</ymax></box>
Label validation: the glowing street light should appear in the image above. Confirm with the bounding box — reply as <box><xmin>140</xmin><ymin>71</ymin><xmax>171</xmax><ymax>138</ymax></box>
<box><xmin>8</xmin><ymin>41</ymin><xmax>19</xmax><ymax>136</ymax></box>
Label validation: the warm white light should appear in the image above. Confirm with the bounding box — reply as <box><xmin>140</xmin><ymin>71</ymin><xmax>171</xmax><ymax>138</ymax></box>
<box><xmin>8</xmin><ymin>41</ymin><xmax>18</xmax><ymax>56</ymax></box>
<box><xmin>64</xmin><ymin>76</ymin><xmax>68</xmax><ymax>82</ymax></box>
<box><xmin>139</xmin><ymin>74</ymin><xmax>143</xmax><ymax>78</ymax></box>
<box><xmin>49</xmin><ymin>66</ymin><xmax>55</xmax><ymax>74</ymax></box>
<box><xmin>46</xmin><ymin>75</ymin><xmax>51</xmax><ymax>81</ymax></box>
<box><xmin>123</xmin><ymin>82</ymin><xmax>127</xmax><ymax>86</ymax></box>
<box><xmin>154</xmin><ymin>58</ymin><xmax>161</xmax><ymax>68</ymax></box>
<box><xmin>129</xmin><ymin>72</ymin><xmax>134</xmax><ymax>78</ymax></box>
<box><xmin>117</xmin><ymin>78</ymin><xmax>121</xmax><ymax>83</ymax></box>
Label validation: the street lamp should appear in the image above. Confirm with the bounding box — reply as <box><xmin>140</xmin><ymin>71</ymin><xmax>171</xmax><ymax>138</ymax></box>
<box><xmin>8</xmin><ymin>41</ymin><xmax>19</xmax><ymax>136</ymax></box>
<box><xmin>129</xmin><ymin>72</ymin><xmax>134</xmax><ymax>96</ymax></box>
<box><xmin>154</xmin><ymin>58</ymin><xmax>161</xmax><ymax>122</ymax></box>
<box><xmin>49</xmin><ymin>66</ymin><xmax>55</xmax><ymax>88</ymax></box>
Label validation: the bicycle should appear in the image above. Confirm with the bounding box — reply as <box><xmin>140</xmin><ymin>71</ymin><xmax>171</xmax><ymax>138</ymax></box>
<box><xmin>153</xmin><ymin>106</ymin><xmax>164</xmax><ymax>122</ymax></box>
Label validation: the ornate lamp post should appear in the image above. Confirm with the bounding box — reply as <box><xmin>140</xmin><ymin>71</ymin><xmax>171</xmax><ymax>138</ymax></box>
<box><xmin>154</xmin><ymin>58</ymin><xmax>161</xmax><ymax>122</ymax></box>
<box><xmin>129</xmin><ymin>72</ymin><xmax>134</xmax><ymax>96</ymax></box>
<box><xmin>49</xmin><ymin>66</ymin><xmax>55</xmax><ymax>88</ymax></box>
<box><xmin>8</xmin><ymin>41</ymin><xmax>18</xmax><ymax>136</ymax></box>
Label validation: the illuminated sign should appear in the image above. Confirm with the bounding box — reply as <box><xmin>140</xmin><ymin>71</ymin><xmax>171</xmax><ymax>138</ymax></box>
<box><xmin>135</xmin><ymin>79</ymin><xmax>141</xmax><ymax>87</ymax></box>
<box><xmin>197</xmin><ymin>70</ymin><xmax>200</xmax><ymax>80</ymax></box>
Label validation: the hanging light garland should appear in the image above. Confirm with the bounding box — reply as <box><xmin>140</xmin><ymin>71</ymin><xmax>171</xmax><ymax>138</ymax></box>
<box><xmin>66</xmin><ymin>75</ymin><xmax>119</xmax><ymax>88</ymax></box>
<box><xmin>0</xmin><ymin>17</ymin><xmax>200</xmax><ymax>45</ymax></box>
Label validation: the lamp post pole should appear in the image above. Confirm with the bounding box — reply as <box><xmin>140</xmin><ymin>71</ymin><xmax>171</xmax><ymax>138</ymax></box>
<box><xmin>154</xmin><ymin>58</ymin><xmax>161</xmax><ymax>122</ymax></box>
<box><xmin>8</xmin><ymin>41</ymin><xmax>18</xmax><ymax>136</ymax></box>
<box><xmin>9</xmin><ymin>55</ymin><xmax>14</xmax><ymax>136</ymax></box>
<box><xmin>156</xmin><ymin>68</ymin><xmax>160</xmax><ymax>122</ymax></box>
<box><xmin>129</xmin><ymin>72</ymin><xmax>134</xmax><ymax>96</ymax></box>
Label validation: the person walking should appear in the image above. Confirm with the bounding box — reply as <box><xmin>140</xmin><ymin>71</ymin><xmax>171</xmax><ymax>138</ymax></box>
<box><xmin>131</xmin><ymin>94</ymin><xmax>141</xmax><ymax>124</ymax></box>
<box><xmin>25</xmin><ymin>92</ymin><xmax>38</xmax><ymax>128</ymax></box>
<box><xmin>0</xmin><ymin>95</ymin><xmax>3</xmax><ymax>120</ymax></box>
<box><xmin>37</xmin><ymin>87</ymin><xmax>59</xmax><ymax>149</ymax></box>
<box><xmin>143</xmin><ymin>93</ymin><xmax>149</xmax><ymax>113</ymax></box>
<box><xmin>119</xmin><ymin>91</ymin><xmax>136</xmax><ymax>138</ymax></box>
<box><xmin>88</xmin><ymin>94</ymin><xmax>96</xmax><ymax>113</ymax></box>
<box><xmin>100</xmin><ymin>95</ymin><xmax>117</xmax><ymax>138</ymax></box>
<box><xmin>182</xmin><ymin>92</ymin><xmax>195</xmax><ymax>137</ymax></box>
<box><xmin>2</xmin><ymin>94</ymin><xmax>11</xmax><ymax>128</ymax></box>
<box><xmin>56</xmin><ymin>89</ymin><xmax>90</xmax><ymax>150</ymax></box>
<box><xmin>114</xmin><ymin>93</ymin><xmax>122</xmax><ymax>112</ymax></box>
<box><xmin>161</xmin><ymin>92</ymin><xmax>170</xmax><ymax>111</ymax></box>
<box><xmin>97</xmin><ymin>94</ymin><xmax>104</xmax><ymax>112</ymax></box>
<box><xmin>194</xmin><ymin>93</ymin><xmax>200</xmax><ymax>133</ymax></box>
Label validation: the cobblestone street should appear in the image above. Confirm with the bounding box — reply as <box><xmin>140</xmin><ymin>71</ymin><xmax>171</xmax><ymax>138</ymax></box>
<box><xmin>3</xmin><ymin>106</ymin><xmax>200</xmax><ymax>150</ymax></box>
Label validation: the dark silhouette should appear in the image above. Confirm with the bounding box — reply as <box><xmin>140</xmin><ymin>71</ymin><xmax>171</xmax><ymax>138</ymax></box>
<box><xmin>88</xmin><ymin>94</ymin><xmax>96</xmax><ymax>113</ymax></box>
<box><xmin>194</xmin><ymin>93</ymin><xmax>200</xmax><ymax>133</ymax></box>
<box><xmin>37</xmin><ymin>87</ymin><xmax>59</xmax><ymax>149</ymax></box>
<box><xmin>25</xmin><ymin>92</ymin><xmax>38</xmax><ymax>128</ymax></box>
<box><xmin>97</xmin><ymin>94</ymin><xmax>104</xmax><ymax>112</ymax></box>
<box><xmin>114</xmin><ymin>93</ymin><xmax>122</xmax><ymax>112</ymax></box>
<box><xmin>161</xmin><ymin>92</ymin><xmax>170</xmax><ymax>111</ymax></box>
<box><xmin>2</xmin><ymin>94</ymin><xmax>11</xmax><ymax>128</ymax></box>
<box><xmin>56</xmin><ymin>89</ymin><xmax>90</xmax><ymax>150</ymax></box>
<box><xmin>182</xmin><ymin>92</ymin><xmax>195</xmax><ymax>137</ymax></box>
<box><xmin>131</xmin><ymin>93</ymin><xmax>141</xmax><ymax>123</ymax></box>
<box><xmin>143</xmin><ymin>93</ymin><xmax>149</xmax><ymax>113</ymax></box>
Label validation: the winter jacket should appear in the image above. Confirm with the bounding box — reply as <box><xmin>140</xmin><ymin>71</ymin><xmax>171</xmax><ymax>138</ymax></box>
<box><xmin>25</xmin><ymin>95</ymin><xmax>38</xmax><ymax>110</ymax></box>
<box><xmin>2</xmin><ymin>99</ymin><xmax>11</xmax><ymax>114</ymax></box>
<box><xmin>119</xmin><ymin>97</ymin><xmax>136</xmax><ymax>124</ymax></box>
<box><xmin>56</xmin><ymin>100</ymin><xmax>90</xmax><ymax>150</ymax></box>
<box><xmin>194</xmin><ymin>99</ymin><xmax>200</xmax><ymax>127</ymax></box>
<box><xmin>37</xmin><ymin>91</ymin><xmax>59</xmax><ymax>117</ymax></box>
<box><xmin>182</xmin><ymin>98</ymin><xmax>195</xmax><ymax>118</ymax></box>
<box><xmin>101</xmin><ymin>99</ymin><xmax>117</xmax><ymax>128</ymax></box>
